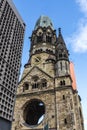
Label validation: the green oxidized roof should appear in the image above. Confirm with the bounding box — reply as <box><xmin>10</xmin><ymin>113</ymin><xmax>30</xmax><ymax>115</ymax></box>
<box><xmin>34</xmin><ymin>16</ymin><xmax>54</xmax><ymax>30</ymax></box>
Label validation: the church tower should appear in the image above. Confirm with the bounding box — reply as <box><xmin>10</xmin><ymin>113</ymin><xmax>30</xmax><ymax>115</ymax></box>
<box><xmin>12</xmin><ymin>16</ymin><xmax>84</xmax><ymax>130</ymax></box>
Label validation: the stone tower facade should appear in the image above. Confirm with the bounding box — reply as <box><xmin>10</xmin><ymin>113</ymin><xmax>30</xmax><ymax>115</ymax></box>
<box><xmin>12</xmin><ymin>16</ymin><xmax>84</xmax><ymax>130</ymax></box>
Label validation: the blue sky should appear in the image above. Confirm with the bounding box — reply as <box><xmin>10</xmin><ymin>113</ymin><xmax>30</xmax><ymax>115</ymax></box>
<box><xmin>13</xmin><ymin>0</ymin><xmax>87</xmax><ymax>129</ymax></box>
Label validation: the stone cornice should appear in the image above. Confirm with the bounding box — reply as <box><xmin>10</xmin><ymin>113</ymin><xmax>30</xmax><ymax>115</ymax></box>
<box><xmin>16</xmin><ymin>85</ymin><xmax>74</xmax><ymax>98</ymax></box>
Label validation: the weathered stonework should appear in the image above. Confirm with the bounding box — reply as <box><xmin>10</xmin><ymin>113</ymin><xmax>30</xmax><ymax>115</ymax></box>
<box><xmin>12</xmin><ymin>16</ymin><xmax>84</xmax><ymax>130</ymax></box>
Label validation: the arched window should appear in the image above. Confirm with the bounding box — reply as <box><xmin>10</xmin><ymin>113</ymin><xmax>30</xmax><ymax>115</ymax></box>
<box><xmin>60</xmin><ymin>80</ymin><xmax>65</xmax><ymax>86</ymax></box>
<box><xmin>32</xmin><ymin>76</ymin><xmax>39</xmax><ymax>89</ymax></box>
<box><xmin>59</xmin><ymin>53</ymin><xmax>62</xmax><ymax>58</ymax></box>
<box><xmin>41</xmin><ymin>79</ymin><xmax>47</xmax><ymax>88</ymax></box>
<box><xmin>46</xmin><ymin>49</ymin><xmax>53</xmax><ymax>54</ymax></box>
<box><xmin>63</xmin><ymin>80</ymin><xmax>65</xmax><ymax>85</ymax></box>
<box><xmin>32</xmin><ymin>83</ymin><xmax>39</xmax><ymax>89</ymax></box>
<box><xmin>23</xmin><ymin>83</ymin><xmax>29</xmax><ymax>92</ymax></box>
<box><xmin>60</xmin><ymin>81</ymin><xmax>63</xmax><ymax>85</ymax></box>
<box><xmin>37</xmin><ymin>35</ymin><xmax>43</xmax><ymax>43</ymax></box>
<box><xmin>35</xmin><ymin>49</ymin><xmax>43</xmax><ymax>53</ymax></box>
<box><xmin>46</xmin><ymin>35</ymin><xmax>52</xmax><ymax>43</ymax></box>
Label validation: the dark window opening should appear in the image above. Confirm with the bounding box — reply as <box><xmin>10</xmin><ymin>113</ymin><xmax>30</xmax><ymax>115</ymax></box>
<box><xmin>32</xmin><ymin>83</ymin><xmax>39</xmax><ymax>89</ymax></box>
<box><xmin>43</xmin><ymin>20</ymin><xmax>46</xmax><ymax>23</ymax></box>
<box><xmin>59</xmin><ymin>54</ymin><xmax>62</xmax><ymax>58</ymax></box>
<box><xmin>52</xmin><ymin>115</ymin><xmax>54</xmax><ymax>118</ymax></box>
<box><xmin>37</xmin><ymin>36</ymin><xmax>43</xmax><ymax>43</ymax></box>
<box><xmin>41</xmin><ymin>79</ymin><xmax>47</xmax><ymax>88</ymax></box>
<box><xmin>46</xmin><ymin>49</ymin><xmax>53</xmax><ymax>54</ymax></box>
<box><xmin>65</xmin><ymin>62</ymin><xmax>68</xmax><ymax>70</ymax></box>
<box><xmin>23</xmin><ymin>99</ymin><xmax>45</xmax><ymax>126</ymax></box>
<box><xmin>60</xmin><ymin>62</ymin><xmax>62</xmax><ymax>70</ymax></box>
<box><xmin>60</xmin><ymin>80</ymin><xmax>66</xmax><ymax>86</ymax></box>
<box><xmin>46</xmin><ymin>36</ymin><xmax>52</xmax><ymax>43</ymax></box>
<box><xmin>23</xmin><ymin>83</ymin><xmax>29</xmax><ymax>92</ymax></box>
<box><xmin>63</xmin><ymin>80</ymin><xmax>65</xmax><ymax>85</ymax></box>
<box><xmin>42</xmin><ymin>82</ymin><xmax>47</xmax><ymax>87</ymax></box>
<box><xmin>79</xmin><ymin>107</ymin><xmax>82</xmax><ymax>118</ymax></box>
<box><xmin>35</xmin><ymin>49</ymin><xmax>43</xmax><ymax>53</ymax></box>
<box><xmin>64</xmin><ymin>118</ymin><xmax>67</xmax><ymax>125</ymax></box>
<box><xmin>63</xmin><ymin>95</ymin><xmax>65</xmax><ymax>100</ymax></box>
<box><xmin>64</xmin><ymin>54</ymin><xmax>67</xmax><ymax>58</ymax></box>
<box><xmin>60</xmin><ymin>81</ymin><xmax>62</xmax><ymax>85</ymax></box>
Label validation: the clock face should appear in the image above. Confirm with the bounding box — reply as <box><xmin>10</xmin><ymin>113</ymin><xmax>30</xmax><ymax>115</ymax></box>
<box><xmin>34</xmin><ymin>56</ymin><xmax>41</xmax><ymax>63</ymax></box>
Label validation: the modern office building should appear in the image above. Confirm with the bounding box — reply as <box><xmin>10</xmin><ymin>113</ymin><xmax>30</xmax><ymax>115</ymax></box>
<box><xmin>0</xmin><ymin>0</ymin><xmax>25</xmax><ymax>129</ymax></box>
<box><xmin>12</xmin><ymin>16</ymin><xmax>84</xmax><ymax>130</ymax></box>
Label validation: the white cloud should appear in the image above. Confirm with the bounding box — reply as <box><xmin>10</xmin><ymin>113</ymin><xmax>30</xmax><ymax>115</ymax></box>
<box><xmin>84</xmin><ymin>119</ymin><xmax>87</xmax><ymax>130</ymax></box>
<box><xmin>68</xmin><ymin>19</ymin><xmax>87</xmax><ymax>52</ymax></box>
<box><xmin>84</xmin><ymin>119</ymin><xmax>87</xmax><ymax>124</ymax></box>
<box><xmin>67</xmin><ymin>0</ymin><xmax>87</xmax><ymax>53</ymax></box>
<box><xmin>76</xmin><ymin>0</ymin><xmax>87</xmax><ymax>16</ymax></box>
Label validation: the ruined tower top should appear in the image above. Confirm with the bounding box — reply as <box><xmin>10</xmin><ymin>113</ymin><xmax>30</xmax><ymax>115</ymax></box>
<box><xmin>34</xmin><ymin>15</ymin><xmax>54</xmax><ymax>30</ymax></box>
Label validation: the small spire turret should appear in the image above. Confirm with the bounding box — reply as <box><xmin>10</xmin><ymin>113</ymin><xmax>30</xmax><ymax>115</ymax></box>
<box><xmin>55</xmin><ymin>28</ymin><xmax>70</xmax><ymax>77</ymax></box>
<box><xmin>58</xmin><ymin>28</ymin><xmax>61</xmax><ymax>36</ymax></box>
<box><xmin>56</xmin><ymin>28</ymin><xmax>69</xmax><ymax>61</ymax></box>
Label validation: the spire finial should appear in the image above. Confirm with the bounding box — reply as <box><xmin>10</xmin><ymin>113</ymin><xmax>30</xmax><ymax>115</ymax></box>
<box><xmin>58</xmin><ymin>28</ymin><xmax>61</xmax><ymax>36</ymax></box>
